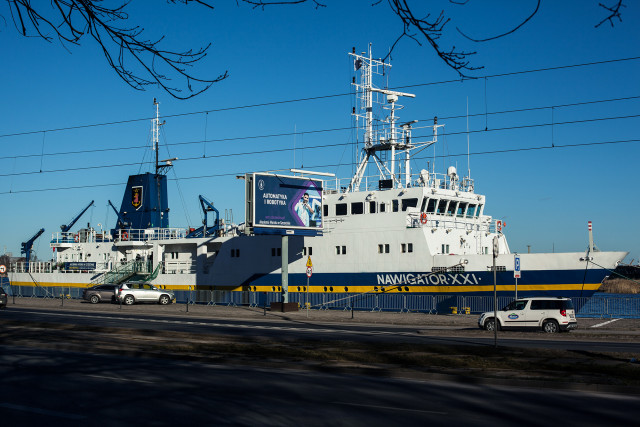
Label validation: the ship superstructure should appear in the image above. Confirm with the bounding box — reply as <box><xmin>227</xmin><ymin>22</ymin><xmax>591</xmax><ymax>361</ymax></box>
<box><xmin>9</xmin><ymin>46</ymin><xmax>627</xmax><ymax>298</ymax></box>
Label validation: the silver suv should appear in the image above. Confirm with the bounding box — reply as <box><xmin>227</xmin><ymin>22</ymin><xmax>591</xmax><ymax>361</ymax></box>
<box><xmin>478</xmin><ymin>297</ymin><xmax>577</xmax><ymax>333</ymax></box>
<box><xmin>116</xmin><ymin>282</ymin><xmax>175</xmax><ymax>305</ymax></box>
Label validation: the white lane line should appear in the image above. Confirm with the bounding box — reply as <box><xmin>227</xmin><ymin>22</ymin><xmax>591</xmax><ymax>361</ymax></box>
<box><xmin>335</xmin><ymin>401</ymin><xmax>448</xmax><ymax>415</ymax></box>
<box><xmin>84</xmin><ymin>374</ymin><xmax>154</xmax><ymax>384</ymax></box>
<box><xmin>0</xmin><ymin>402</ymin><xmax>86</xmax><ymax>419</ymax></box>
<box><xmin>591</xmin><ymin>318</ymin><xmax>622</xmax><ymax>328</ymax></box>
<box><xmin>17</xmin><ymin>310</ymin><xmax>415</xmax><ymax>337</ymax></box>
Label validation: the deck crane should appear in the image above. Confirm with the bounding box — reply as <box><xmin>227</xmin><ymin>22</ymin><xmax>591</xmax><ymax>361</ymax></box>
<box><xmin>108</xmin><ymin>200</ymin><xmax>130</xmax><ymax>230</ymax></box>
<box><xmin>60</xmin><ymin>200</ymin><xmax>95</xmax><ymax>233</ymax></box>
<box><xmin>21</xmin><ymin>228</ymin><xmax>45</xmax><ymax>270</ymax></box>
<box><xmin>186</xmin><ymin>195</ymin><xmax>221</xmax><ymax>238</ymax></box>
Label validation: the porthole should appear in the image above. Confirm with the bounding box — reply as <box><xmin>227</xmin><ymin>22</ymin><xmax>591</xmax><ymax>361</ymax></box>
<box><xmin>272</xmin><ymin>286</ymin><xmax>276</xmax><ymax>292</ymax></box>
<box><xmin>323</xmin><ymin>286</ymin><xmax>328</xmax><ymax>292</ymax></box>
<box><xmin>344</xmin><ymin>286</ymin><xmax>349</xmax><ymax>292</ymax></box>
<box><xmin>404</xmin><ymin>286</ymin><xmax>409</xmax><ymax>292</ymax></box>
<box><xmin>374</xmin><ymin>286</ymin><xmax>378</xmax><ymax>292</ymax></box>
<box><xmin>330</xmin><ymin>286</ymin><xmax>334</xmax><ymax>292</ymax></box>
<box><xmin>297</xmin><ymin>286</ymin><xmax>301</xmax><ymax>292</ymax></box>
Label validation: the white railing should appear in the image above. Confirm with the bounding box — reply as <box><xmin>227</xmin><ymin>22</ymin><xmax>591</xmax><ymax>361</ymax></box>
<box><xmin>323</xmin><ymin>172</ymin><xmax>475</xmax><ymax>194</ymax></box>
<box><xmin>163</xmin><ymin>260</ymin><xmax>197</xmax><ymax>274</ymax></box>
<box><xmin>406</xmin><ymin>212</ymin><xmax>490</xmax><ymax>232</ymax></box>
<box><xmin>115</xmin><ymin>228</ymin><xmax>188</xmax><ymax>242</ymax></box>
<box><xmin>50</xmin><ymin>228</ymin><xmax>189</xmax><ymax>244</ymax></box>
<box><xmin>10</xmin><ymin>261</ymin><xmax>113</xmax><ymax>274</ymax></box>
<box><xmin>50</xmin><ymin>231</ymin><xmax>114</xmax><ymax>244</ymax></box>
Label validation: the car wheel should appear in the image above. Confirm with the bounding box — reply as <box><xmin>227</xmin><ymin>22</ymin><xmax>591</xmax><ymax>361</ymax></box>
<box><xmin>484</xmin><ymin>318</ymin><xmax>498</xmax><ymax>331</ymax></box>
<box><xmin>543</xmin><ymin>320</ymin><xmax>559</xmax><ymax>333</ymax></box>
<box><xmin>123</xmin><ymin>295</ymin><xmax>135</xmax><ymax>305</ymax></box>
<box><xmin>159</xmin><ymin>295</ymin><xmax>170</xmax><ymax>305</ymax></box>
<box><xmin>89</xmin><ymin>294</ymin><xmax>100</xmax><ymax>304</ymax></box>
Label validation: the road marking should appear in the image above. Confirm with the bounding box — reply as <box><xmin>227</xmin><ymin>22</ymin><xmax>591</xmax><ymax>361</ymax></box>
<box><xmin>335</xmin><ymin>401</ymin><xmax>448</xmax><ymax>415</ymax></box>
<box><xmin>0</xmin><ymin>402</ymin><xmax>86</xmax><ymax>419</ymax></box>
<box><xmin>590</xmin><ymin>318</ymin><xmax>622</xmax><ymax>328</ymax></box>
<box><xmin>15</xmin><ymin>309</ymin><xmax>419</xmax><ymax>338</ymax></box>
<box><xmin>84</xmin><ymin>374</ymin><xmax>154</xmax><ymax>384</ymax></box>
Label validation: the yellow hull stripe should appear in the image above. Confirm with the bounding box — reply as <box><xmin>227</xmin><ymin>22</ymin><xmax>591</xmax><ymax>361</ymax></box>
<box><xmin>9</xmin><ymin>281</ymin><xmax>602</xmax><ymax>294</ymax></box>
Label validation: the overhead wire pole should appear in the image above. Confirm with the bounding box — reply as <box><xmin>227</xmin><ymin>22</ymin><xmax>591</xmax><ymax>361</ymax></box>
<box><xmin>493</xmin><ymin>235</ymin><xmax>499</xmax><ymax>348</ymax></box>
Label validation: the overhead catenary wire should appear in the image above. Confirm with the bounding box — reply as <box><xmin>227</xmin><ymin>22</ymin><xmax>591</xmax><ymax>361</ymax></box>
<box><xmin>0</xmin><ymin>111</ymin><xmax>637</xmax><ymax>178</ymax></box>
<box><xmin>0</xmin><ymin>55</ymin><xmax>638</xmax><ymax>141</ymax></box>
<box><xmin>2</xmin><ymin>137</ymin><xmax>638</xmax><ymax>195</ymax></box>
<box><xmin>2</xmin><ymin>93</ymin><xmax>639</xmax><ymax>163</ymax></box>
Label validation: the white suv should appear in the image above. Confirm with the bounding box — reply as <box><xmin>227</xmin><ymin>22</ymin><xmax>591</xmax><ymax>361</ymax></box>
<box><xmin>478</xmin><ymin>297</ymin><xmax>577</xmax><ymax>333</ymax></box>
<box><xmin>116</xmin><ymin>282</ymin><xmax>175</xmax><ymax>305</ymax></box>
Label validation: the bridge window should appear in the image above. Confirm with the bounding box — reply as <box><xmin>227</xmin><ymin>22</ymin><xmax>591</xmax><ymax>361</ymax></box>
<box><xmin>427</xmin><ymin>198</ymin><xmax>437</xmax><ymax>213</ymax></box>
<box><xmin>351</xmin><ymin>202</ymin><xmax>363</xmax><ymax>215</ymax></box>
<box><xmin>335</xmin><ymin>203</ymin><xmax>347</xmax><ymax>216</ymax></box>
<box><xmin>420</xmin><ymin>197</ymin><xmax>428</xmax><ymax>212</ymax></box>
<box><xmin>446</xmin><ymin>201</ymin><xmax>457</xmax><ymax>216</ymax></box>
<box><xmin>467</xmin><ymin>204</ymin><xmax>476</xmax><ymax>218</ymax></box>
<box><xmin>437</xmin><ymin>200</ymin><xmax>448</xmax><ymax>215</ymax></box>
<box><xmin>401</xmin><ymin>198</ymin><xmax>418</xmax><ymax>211</ymax></box>
<box><xmin>457</xmin><ymin>202</ymin><xmax>467</xmax><ymax>218</ymax></box>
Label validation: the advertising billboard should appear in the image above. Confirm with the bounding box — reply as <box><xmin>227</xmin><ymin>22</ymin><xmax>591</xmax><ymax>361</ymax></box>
<box><xmin>247</xmin><ymin>173</ymin><xmax>323</xmax><ymax>235</ymax></box>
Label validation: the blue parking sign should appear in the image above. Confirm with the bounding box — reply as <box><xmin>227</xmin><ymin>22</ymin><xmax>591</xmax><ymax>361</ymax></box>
<box><xmin>514</xmin><ymin>255</ymin><xmax>521</xmax><ymax>279</ymax></box>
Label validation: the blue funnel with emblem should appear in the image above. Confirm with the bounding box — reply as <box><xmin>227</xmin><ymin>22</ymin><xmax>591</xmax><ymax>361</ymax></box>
<box><xmin>117</xmin><ymin>173</ymin><xmax>169</xmax><ymax>229</ymax></box>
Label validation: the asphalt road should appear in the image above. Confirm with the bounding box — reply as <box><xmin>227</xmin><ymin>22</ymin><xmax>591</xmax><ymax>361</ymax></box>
<box><xmin>3</xmin><ymin>303</ymin><xmax>640</xmax><ymax>353</ymax></box>
<box><xmin>1</xmin><ymin>345</ymin><xmax>639</xmax><ymax>426</ymax></box>
<box><xmin>2</xmin><ymin>298</ymin><xmax>640</xmax><ymax>425</ymax></box>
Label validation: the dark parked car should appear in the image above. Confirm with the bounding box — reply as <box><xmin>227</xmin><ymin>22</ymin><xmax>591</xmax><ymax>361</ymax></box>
<box><xmin>0</xmin><ymin>287</ymin><xmax>7</xmax><ymax>309</ymax></box>
<box><xmin>82</xmin><ymin>284</ymin><xmax>118</xmax><ymax>304</ymax></box>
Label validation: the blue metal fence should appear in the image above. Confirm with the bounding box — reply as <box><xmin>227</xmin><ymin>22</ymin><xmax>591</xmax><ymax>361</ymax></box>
<box><xmin>3</xmin><ymin>284</ymin><xmax>640</xmax><ymax>318</ymax></box>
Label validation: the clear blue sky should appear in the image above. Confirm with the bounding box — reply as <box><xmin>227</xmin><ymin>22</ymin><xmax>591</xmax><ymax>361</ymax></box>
<box><xmin>1</xmin><ymin>1</ymin><xmax>638</xmax><ymax>264</ymax></box>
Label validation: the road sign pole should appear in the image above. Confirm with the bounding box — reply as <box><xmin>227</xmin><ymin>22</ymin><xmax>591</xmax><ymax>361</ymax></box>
<box><xmin>514</xmin><ymin>254</ymin><xmax>521</xmax><ymax>300</ymax></box>
<box><xmin>304</xmin><ymin>276</ymin><xmax>309</xmax><ymax>319</ymax></box>
<box><xmin>281</xmin><ymin>235</ymin><xmax>288</xmax><ymax>304</ymax></box>
<box><xmin>305</xmin><ymin>256</ymin><xmax>313</xmax><ymax>317</ymax></box>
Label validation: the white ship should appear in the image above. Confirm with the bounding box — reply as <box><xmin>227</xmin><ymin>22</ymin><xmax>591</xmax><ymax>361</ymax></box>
<box><xmin>9</xmin><ymin>46</ymin><xmax>627</xmax><ymax>300</ymax></box>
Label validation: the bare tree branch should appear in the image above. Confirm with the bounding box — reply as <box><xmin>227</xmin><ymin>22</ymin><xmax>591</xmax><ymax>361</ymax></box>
<box><xmin>456</xmin><ymin>0</ymin><xmax>540</xmax><ymax>42</ymax></box>
<box><xmin>595</xmin><ymin>0</ymin><xmax>625</xmax><ymax>28</ymax></box>
<box><xmin>239</xmin><ymin>0</ymin><xmax>326</xmax><ymax>10</ymax></box>
<box><xmin>4</xmin><ymin>0</ymin><xmax>228</xmax><ymax>100</ymax></box>
<box><xmin>383</xmin><ymin>0</ymin><xmax>482</xmax><ymax>77</ymax></box>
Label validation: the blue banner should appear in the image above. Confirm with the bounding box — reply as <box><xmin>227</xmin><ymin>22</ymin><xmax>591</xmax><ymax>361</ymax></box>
<box><xmin>64</xmin><ymin>262</ymin><xmax>96</xmax><ymax>271</ymax></box>
<box><xmin>253</xmin><ymin>174</ymin><xmax>323</xmax><ymax>231</ymax></box>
